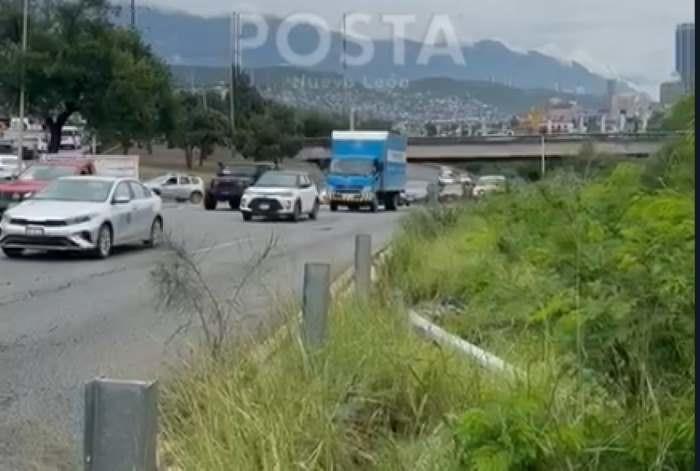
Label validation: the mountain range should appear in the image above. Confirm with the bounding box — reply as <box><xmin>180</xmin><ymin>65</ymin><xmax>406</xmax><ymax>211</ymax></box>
<box><xmin>115</xmin><ymin>6</ymin><xmax>629</xmax><ymax>96</ymax></box>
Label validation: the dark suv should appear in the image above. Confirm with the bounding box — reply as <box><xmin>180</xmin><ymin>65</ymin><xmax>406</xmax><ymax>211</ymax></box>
<box><xmin>204</xmin><ymin>162</ymin><xmax>276</xmax><ymax>210</ymax></box>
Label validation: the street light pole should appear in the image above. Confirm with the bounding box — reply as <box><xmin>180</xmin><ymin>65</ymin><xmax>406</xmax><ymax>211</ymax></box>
<box><xmin>17</xmin><ymin>0</ymin><xmax>29</xmax><ymax>165</ymax></box>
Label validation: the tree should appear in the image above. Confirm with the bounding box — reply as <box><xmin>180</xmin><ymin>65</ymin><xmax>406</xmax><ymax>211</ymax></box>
<box><xmin>234</xmin><ymin>104</ymin><xmax>302</xmax><ymax>163</ymax></box>
<box><xmin>0</xmin><ymin>0</ymin><xmax>174</xmax><ymax>153</ymax></box>
<box><xmin>425</xmin><ymin>122</ymin><xmax>437</xmax><ymax>137</ymax></box>
<box><xmin>171</xmin><ymin>91</ymin><xmax>229</xmax><ymax>169</ymax></box>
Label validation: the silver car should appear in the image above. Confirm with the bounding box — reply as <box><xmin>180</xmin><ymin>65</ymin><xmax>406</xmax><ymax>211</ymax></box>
<box><xmin>0</xmin><ymin>176</ymin><xmax>163</xmax><ymax>259</ymax></box>
<box><xmin>144</xmin><ymin>173</ymin><xmax>205</xmax><ymax>204</ymax></box>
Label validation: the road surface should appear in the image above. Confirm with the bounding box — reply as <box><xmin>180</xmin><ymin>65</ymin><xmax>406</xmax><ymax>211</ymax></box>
<box><xmin>0</xmin><ymin>165</ymin><xmax>438</xmax><ymax>469</ymax></box>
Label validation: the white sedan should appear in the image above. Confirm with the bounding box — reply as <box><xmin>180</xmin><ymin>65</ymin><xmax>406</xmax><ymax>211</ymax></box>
<box><xmin>144</xmin><ymin>173</ymin><xmax>205</xmax><ymax>204</ymax></box>
<box><xmin>240</xmin><ymin>170</ymin><xmax>319</xmax><ymax>222</ymax></box>
<box><xmin>0</xmin><ymin>176</ymin><xmax>163</xmax><ymax>259</ymax></box>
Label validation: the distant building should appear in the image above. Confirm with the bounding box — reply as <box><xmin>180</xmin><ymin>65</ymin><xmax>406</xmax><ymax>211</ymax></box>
<box><xmin>606</xmin><ymin>79</ymin><xmax>617</xmax><ymax>110</ymax></box>
<box><xmin>660</xmin><ymin>81</ymin><xmax>685</xmax><ymax>107</ymax></box>
<box><xmin>675</xmin><ymin>23</ymin><xmax>695</xmax><ymax>93</ymax></box>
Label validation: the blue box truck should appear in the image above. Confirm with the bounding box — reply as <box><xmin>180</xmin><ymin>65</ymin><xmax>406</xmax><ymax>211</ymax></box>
<box><xmin>326</xmin><ymin>131</ymin><xmax>407</xmax><ymax>212</ymax></box>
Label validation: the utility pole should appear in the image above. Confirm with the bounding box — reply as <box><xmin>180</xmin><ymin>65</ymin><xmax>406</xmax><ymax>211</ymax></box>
<box><xmin>130</xmin><ymin>0</ymin><xmax>135</xmax><ymax>28</ymax></box>
<box><xmin>17</xmin><ymin>0</ymin><xmax>29</xmax><ymax>164</ymax></box>
<box><xmin>342</xmin><ymin>13</ymin><xmax>350</xmax><ymax>130</ymax></box>
<box><xmin>228</xmin><ymin>11</ymin><xmax>238</xmax><ymax>159</ymax></box>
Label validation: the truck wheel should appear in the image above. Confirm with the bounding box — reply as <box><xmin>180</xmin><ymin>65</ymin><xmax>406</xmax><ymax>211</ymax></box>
<box><xmin>309</xmin><ymin>199</ymin><xmax>320</xmax><ymax>220</ymax></box>
<box><xmin>242</xmin><ymin>212</ymin><xmax>252</xmax><ymax>222</ymax></box>
<box><xmin>385</xmin><ymin>193</ymin><xmax>398</xmax><ymax>211</ymax></box>
<box><xmin>204</xmin><ymin>194</ymin><xmax>217</xmax><ymax>210</ymax></box>
<box><xmin>330</xmin><ymin>203</ymin><xmax>338</xmax><ymax>212</ymax></box>
<box><xmin>369</xmin><ymin>197</ymin><xmax>379</xmax><ymax>213</ymax></box>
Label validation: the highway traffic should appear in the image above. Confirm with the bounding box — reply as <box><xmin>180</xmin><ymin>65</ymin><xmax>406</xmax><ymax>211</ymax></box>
<box><xmin>0</xmin><ymin>162</ymin><xmax>438</xmax><ymax>466</ymax></box>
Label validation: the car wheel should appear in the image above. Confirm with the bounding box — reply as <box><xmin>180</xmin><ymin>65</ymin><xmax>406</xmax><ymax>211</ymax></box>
<box><xmin>93</xmin><ymin>224</ymin><xmax>112</xmax><ymax>259</ymax></box>
<box><xmin>204</xmin><ymin>194</ymin><xmax>217</xmax><ymax>210</ymax></box>
<box><xmin>242</xmin><ymin>212</ymin><xmax>252</xmax><ymax>222</ymax></box>
<box><xmin>228</xmin><ymin>198</ymin><xmax>240</xmax><ymax>210</ymax></box>
<box><xmin>2</xmin><ymin>247</ymin><xmax>23</xmax><ymax>258</ymax></box>
<box><xmin>330</xmin><ymin>202</ymin><xmax>338</xmax><ymax>212</ymax></box>
<box><xmin>292</xmin><ymin>200</ymin><xmax>302</xmax><ymax>222</ymax></box>
<box><xmin>190</xmin><ymin>191</ymin><xmax>203</xmax><ymax>204</ymax></box>
<box><xmin>145</xmin><ymin>217</ymin><xmax>163</xmax><ymax>248</ymax></box>
<box><xmin>309</xmin><ymin>199</ymin><xmax>320</xmax><ymax>220</ymax></box>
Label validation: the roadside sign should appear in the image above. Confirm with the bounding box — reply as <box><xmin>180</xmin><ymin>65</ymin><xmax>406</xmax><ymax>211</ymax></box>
<box><xmin>41</xmin><ymin>154</ymin><xmax>140</xmax><ymax>179</ymax></box>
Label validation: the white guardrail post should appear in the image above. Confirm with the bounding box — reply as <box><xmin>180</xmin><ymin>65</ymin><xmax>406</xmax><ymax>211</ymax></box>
<box><xmin>301</xmin><ymin>262</ymin><xmax>331</xmax><ymax>350</ymax></box>
<box><xmin>84</xmin><ymin>378</ymin><xmax>158</xmax><ymax>471</ymax></box>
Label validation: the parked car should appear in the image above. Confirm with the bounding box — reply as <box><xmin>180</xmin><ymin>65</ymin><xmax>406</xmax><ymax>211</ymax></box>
<box><xmin>0</xmin><ymin>159</ymin><xmax>96</xmax><ymax>214</ymax></box>
<box><xmin>472</xmin><ymin>175</ymin><xmax>508</xmax><ymax>198</ymax></box>
<box><xmin>240</xmin><ymin>170</ymin><xmax>320</xmax><ymax>222</ymax></box>
<box><xmin>0</xmin><ymin>176</ymin><xmax>163</xmax><ymax>259</ymax></box>
<box><xmin>204</xmin><ymin>162</ymin><xmax>275</xmax><ymax>210</ymax></box>
<box><xmin>403</xmin><ymin>180</ymin><xmax>429</xmax><ymax>205</ymax></box>
<box><xmin>0</xmin><ymin>155</ymin><xmax>19</xmax><ymax>180</ymax></box>
<box><xmin>144</xmin><ymin>173</ymin><xmax>205</xmax><ymax>204</ymax></box>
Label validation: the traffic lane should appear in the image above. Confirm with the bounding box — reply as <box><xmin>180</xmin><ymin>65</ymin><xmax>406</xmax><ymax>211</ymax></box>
<box><xmin>0</xmin><ymin>203</ymin><xmax>405</xmax><ymax>463</ymax></box>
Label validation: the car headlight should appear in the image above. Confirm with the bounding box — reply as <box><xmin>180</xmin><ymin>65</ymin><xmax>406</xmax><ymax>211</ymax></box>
<box><xmin>275</xmin><ymin>191</ymin><xmax>295</xmax><ymax>198</ymax></box>
<box><xmin>23</xmin><ymin>192</ymin><xmax>33</xmax><ymax>199</ymax></box>
<box><xmin>65</xmin><ymin>214</ymin><xmax>95</xmax><ymax>225</ymax></box>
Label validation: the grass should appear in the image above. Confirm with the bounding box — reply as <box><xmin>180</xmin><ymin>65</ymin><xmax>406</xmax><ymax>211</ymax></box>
<box><xmin>160</xmin><ymin>298</ymin><xmax>492</xmax><ymax>470</ymax></box>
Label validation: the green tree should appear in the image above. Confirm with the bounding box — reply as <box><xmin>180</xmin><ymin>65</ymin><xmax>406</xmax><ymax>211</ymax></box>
<box><xmin>171</xmin><ymin>91</ymin><xmax>229</xmax><ymax>169</ymax></box>
<box><xmin>425</xmin><ymin>122</ymin><xmax>437</xmax><ymax>137</ymax></box>
<box><xmin>0</xmin><ymin>0</ymin><xmax>174</xmax><ymax>153</ymax></box>
<box><xmin>235</xmin><ymin>105</ymin><xmax>302</xmax><ymax>163</ymax></box>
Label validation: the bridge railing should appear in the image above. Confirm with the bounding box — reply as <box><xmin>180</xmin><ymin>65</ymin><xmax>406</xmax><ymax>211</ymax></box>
<box><xmin>302</xmin><ymin>132</ymin><xmax>680</xmax><ymax>148</ymax></box>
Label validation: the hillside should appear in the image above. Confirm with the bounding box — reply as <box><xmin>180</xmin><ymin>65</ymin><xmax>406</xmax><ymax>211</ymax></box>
<box><xmin>118</xmin><ymin>6</ymin><xmax>623</xmax><ymax>95</ymax></box>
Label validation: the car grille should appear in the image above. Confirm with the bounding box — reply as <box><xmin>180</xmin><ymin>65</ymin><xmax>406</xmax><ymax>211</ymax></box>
<box><xmin>249</xmin><ymin>198</ymin><xmax>283</xmax><ymax>213</ymax></box>
<box><xmin>2</xmin><ymin>235</ymin><xmax>78</xmax><ymax>247</ymax></box>
<box><xmin>332</xmin><ymin>186</ymin><xmax>363</xmax><ymax>193</ymax></box>
<box><xmin>9</xmin><ymin>218</ymin><xmax>67</xmax><ymax>227</ymax></box>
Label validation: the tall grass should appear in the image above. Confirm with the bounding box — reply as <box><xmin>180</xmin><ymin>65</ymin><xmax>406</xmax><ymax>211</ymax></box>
<box><xmin>161</xmin><ymin>298</ymin><xmax>496</xmax><ymax>470</ymax></box>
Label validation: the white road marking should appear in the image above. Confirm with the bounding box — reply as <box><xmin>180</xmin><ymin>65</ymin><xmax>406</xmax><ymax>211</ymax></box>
<box><xmin>191</xmin><ymin>237</ymin><xmax>255</xmax><ymax>255</ymax></box>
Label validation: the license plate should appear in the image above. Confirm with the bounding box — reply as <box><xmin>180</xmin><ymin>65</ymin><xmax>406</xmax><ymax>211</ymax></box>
<box><xmin>343</xmin><ymin>194</ymin><xmax>354</xmax><ymax>201</ymax></box>
<box><xmin>26</xmin><ymin>226</ymin><xmax>44</xmax><ymax>237</ymax></box>
<box><xmin>259</xmin><ymin>203</ymin><xmax>270</xmax><ymax>210</ymax></box>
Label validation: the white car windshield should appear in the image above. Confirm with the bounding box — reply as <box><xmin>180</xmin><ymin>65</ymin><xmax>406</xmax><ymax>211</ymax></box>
<box><xmin>18</xmin><ymin>165</ymin><xmax>76</xmax><ymax>181</ymax></box>
<box><xmin>255</xmin><ymin>172</ymin><xmax>298</xmax><ymax>188</ymax></box>
<box><xmin>34</xmin><ymin>179</ymin><xmax>113</xmax><ymax>202</ymax></box>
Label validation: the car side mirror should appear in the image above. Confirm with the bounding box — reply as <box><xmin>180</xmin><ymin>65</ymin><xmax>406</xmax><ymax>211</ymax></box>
<box><xmin>113</xmin><ymin>195</ymin><xmax>131</xmax><ymax>205</ymax></box>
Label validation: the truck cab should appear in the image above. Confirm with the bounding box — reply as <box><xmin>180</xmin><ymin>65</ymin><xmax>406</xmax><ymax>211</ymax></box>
<box><xmin>326</xmin><ymin>131</ymin><xmax>407</xmax><ymax>212</ymax></box>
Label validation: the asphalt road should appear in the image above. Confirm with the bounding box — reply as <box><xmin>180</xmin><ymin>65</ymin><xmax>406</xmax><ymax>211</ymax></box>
<box><xmin>0</xmin><ymin>165</ymin><xmax>438</xmax><ymax>469</ymax></box>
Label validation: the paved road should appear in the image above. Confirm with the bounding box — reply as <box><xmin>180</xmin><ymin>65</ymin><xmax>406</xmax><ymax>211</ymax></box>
<box><xmin>0</xmin><ymin>166</ymin><xmax>438</xmax><ymax>469</ymax></box>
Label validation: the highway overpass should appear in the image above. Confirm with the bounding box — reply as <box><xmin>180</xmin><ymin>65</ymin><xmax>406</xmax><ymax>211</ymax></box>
<box><xmin>298</xmin><ymin>133</ymin><xmax>675</xmax><ymax>165</ymax></box>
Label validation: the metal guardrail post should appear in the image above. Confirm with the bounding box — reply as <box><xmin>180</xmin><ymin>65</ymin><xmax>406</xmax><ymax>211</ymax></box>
<box><xmin>427</xmin><ymin>183</ymin><xmax>439</xmax><ymax>206</ymax></box>
<box><xmin>84</xmin><ymin>378</ymin><xmax>158</xmax><ymax>471</ymax></box>
<box><xmin>354</xmin><ymin>234</ymin><xmax>372</xmax><ymax>298</ymax></box>
<box><xmin>301</xmin><ymin>263</ymin><xmax>331</xmax><ymax>349</ymax></box>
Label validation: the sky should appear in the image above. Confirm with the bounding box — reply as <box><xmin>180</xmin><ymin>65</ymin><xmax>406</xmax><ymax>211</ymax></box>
<box><xmin>146</xmin><ymin>0</ymin><xmax>694</xmax><ymax>98</ymax></box>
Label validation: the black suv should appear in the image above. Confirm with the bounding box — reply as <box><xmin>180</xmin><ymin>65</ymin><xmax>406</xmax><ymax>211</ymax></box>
<box><xmin>204</xmin><ymin>162</ymin><xmax>276</xmax><ymax>210</ymax></box>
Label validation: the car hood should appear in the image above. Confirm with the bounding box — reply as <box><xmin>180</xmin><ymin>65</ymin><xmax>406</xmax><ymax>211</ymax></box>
<box><xmin>326</xmin><ymin>174</ymin><xmax>375</xmax><ymax>189</ymax></box>
<box><xmin>0</xmin><ymin>180</ymin><xmax>48</xmax><ymax>194</ymax></box>
<box><xmin>5</xmin><ymin>200</ymin><xmax>107</xmax><ymax>220</ymax></box>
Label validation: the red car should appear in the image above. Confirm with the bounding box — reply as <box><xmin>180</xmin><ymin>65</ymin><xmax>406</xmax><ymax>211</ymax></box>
<box><xmin>0</xmin><ymin>159</ymin><xmax>96</xmax><ymax>213</ymax></box>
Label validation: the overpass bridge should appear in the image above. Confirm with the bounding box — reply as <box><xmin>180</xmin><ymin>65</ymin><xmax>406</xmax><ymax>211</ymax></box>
<box><xmin>297</xmin><ymin>133</ymin><xmax>675</xmax><ymax>166</ymax></box>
